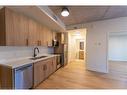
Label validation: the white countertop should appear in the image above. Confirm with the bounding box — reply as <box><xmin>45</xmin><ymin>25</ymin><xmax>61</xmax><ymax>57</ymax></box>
<box><xmin>0</xmin><ymin>54</ymin><xmax>60</xmax><ymax>69</ymax></box>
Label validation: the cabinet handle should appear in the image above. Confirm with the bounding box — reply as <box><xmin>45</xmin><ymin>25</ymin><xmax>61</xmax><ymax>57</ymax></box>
<box><xmin>39</xmin><ymin>41</ymin><xmax>41</xmax><ymax>46</ymax></box>
<box><xmin>47</xmin><ymin>41</ymin><xmax>48</xmax><ymax>46</ymax></box>
<box><xmin>26</xmin><ymin>39</ymin><xmax>28</xmax><ymax>46</ymax></box>
<box><xmin>37</xmin><ymin>40</ymin><xmax>39</xmax><ymax>46</ymax></box>
<box><xmin>43</xmin><ymin>65</ymin><xmax>45</xmax><ymax>71</ymax></box>
<box><xmin>45</xmin><ymin>65</ymin><xmax>47</xmax><ymax>70</ymax></box>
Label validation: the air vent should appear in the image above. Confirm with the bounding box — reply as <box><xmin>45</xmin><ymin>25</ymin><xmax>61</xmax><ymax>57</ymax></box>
<box><xmin>52</xmin><ymin>15</ymin><xmax>58</xmax><ymax>21</ymax></box>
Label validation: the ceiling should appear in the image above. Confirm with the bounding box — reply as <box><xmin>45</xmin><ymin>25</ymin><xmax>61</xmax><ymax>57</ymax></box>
<box><xmin>49</xmin><ymin>6</ymin><xmax>127</xmax><ymax>26</ymax></box>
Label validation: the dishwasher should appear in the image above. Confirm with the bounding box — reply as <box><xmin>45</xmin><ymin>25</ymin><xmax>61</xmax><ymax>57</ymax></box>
<box><xmin>14</xmin><ymin>64</ymin><xmax>33</xmax><ymax>89</ymax></box>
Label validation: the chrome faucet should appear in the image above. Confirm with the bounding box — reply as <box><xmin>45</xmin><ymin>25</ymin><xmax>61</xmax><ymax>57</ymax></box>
<box><xmin>33</xmin><ymin>47</ymin><xmax>40</xmax><ymax>57</ymax></box>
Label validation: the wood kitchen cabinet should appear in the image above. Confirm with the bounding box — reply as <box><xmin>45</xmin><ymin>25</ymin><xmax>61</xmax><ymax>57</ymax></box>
<box><xmin>34</xmin><ymin>61</ymin><xmax>45</xmax><ymax>87</ymax></box>
<box><xmin>44</xmin><ymin>58</ymin><xmax>53</xmax><ymax>78</ymax></box>
<box><xmin>28</xmin><ymin>19</ymin><xmax>38</xmax><ymax>46</ymax></box>
<box><xmin>0</xmin><ymin>66</ymin><xmax>13</xmax><ymax>89</ymax></box>
<box><xmin>52</xmin><ymin>31</ymin><xmax>57</xmax><ymax>40</ymax></box>
<box><xmin>33</xmin><ymin>57</ymin><xmax>57</xmax><ymax>87</ymax></box>
<box><xmin>0</xmin><ymin>56</ymin><xmax>57</xmax><ymax>89</ymax></box>
<box><xmin>0</xmin><ymin>7</ymin><xmax>29</xmax><ymax>46</ymax></box>
<box><xmin>38</xmin><ymin>24</ymin><xmax>45</xmax><ymax>46</ymax></box>
<box><xmin>45</xmin><ymin>28</ymin><xmax>53</xmax><ymax>47</ymax></box>
<box><xmin>52</xmin><ymin>56</ymin><xmax>57</xmax><ymax>72</ymax></box>
<box><xmin>43</xmin><ymin>57</ymin><xmax>57</xmax><ymax>78</ymax></box>
<box><xmin>0</xmin><ymin>7</ymin><xmax>56</xmax><ymax>46</ymax></box>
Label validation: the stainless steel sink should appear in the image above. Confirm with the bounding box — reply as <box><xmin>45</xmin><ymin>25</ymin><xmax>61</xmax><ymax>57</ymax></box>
<box><xmin>30</xmin><ymin>56</ymin><xmax>48</xmax><ymax>60</ymax></box>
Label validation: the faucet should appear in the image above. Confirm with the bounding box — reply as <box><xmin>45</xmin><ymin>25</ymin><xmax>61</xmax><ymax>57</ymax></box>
<box><xmin>33</xmin><ymin>47</ymin><xmax>40</xmax><ymax>57</ymax></box>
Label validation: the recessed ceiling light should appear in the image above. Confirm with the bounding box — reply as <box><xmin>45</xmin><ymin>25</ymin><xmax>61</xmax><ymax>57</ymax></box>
<box><xmin>61</xmin><ymin>7</ymin><xmax>69</xmax><ymax>17</ymax></box>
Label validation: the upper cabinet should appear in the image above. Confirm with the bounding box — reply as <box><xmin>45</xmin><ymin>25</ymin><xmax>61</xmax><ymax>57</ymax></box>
<box><xmin>56</xmin><ymin>33</ymin><xmax>65</xmax><ymax>44</ymax></box>
<box><xmin>0</xmin><ymin>7</ymin><xmax>29</xmax><ymax>46</ymax></box>
<box><xmin>0</xmin><ymin>7</ymin><xmax>55</xmax><ymax>46</ymax></box>
<box><xmin>28</xmin><ymin>18</ymin><xmax>38</xmax><ymax>46</ymax></box>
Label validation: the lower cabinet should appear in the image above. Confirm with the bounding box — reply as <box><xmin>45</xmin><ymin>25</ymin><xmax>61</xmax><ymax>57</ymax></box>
<box><xmin>52</xmin><ymin>56</ymin><xmax>57</xmax><ymax>72</ymax></box>
<box><xmin>33</xmin><ymin>57</ymin><xmax>57</xmax><ymax>87</ymax></box>
<box><xmin>34</xmin><ymin>61</ymin><xmax>45</xmax><ymax>87</ymax></box>
<box><xmin>44</xmin><ymin>59</ymin><xmax>52</xmax><ymax>78</ymax></box>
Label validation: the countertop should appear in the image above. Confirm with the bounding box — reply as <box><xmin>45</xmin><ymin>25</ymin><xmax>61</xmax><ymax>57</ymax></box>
<box><xmin>0</xmin><ymin>54</ymin><xmax>60</xmax><ymax>69</ymax></box>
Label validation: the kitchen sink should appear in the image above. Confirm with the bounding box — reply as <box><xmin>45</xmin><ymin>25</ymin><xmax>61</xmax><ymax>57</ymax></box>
<box><xmin>30</xmin><ymin>56</ymin><xmax>48</xmax><ymax>60</ymax></box>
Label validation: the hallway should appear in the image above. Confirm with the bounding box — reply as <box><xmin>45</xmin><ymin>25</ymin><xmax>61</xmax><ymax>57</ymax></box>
<box><xmin>36</xmin><ymin>60</ymin><xmax>127</xmax><ymax>89</ymax></box>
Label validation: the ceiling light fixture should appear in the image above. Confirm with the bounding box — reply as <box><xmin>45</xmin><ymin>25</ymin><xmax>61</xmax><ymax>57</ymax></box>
<box><xmin>61</xmin><ymin>7</ymin><xmax>69</xmax><ymax>17</ymax></box>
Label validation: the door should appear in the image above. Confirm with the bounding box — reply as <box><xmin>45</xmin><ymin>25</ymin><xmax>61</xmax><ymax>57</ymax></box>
<box><xmin>79</xmin><ymin>41</ymin><xmax>84</xmax><ymax>60</ymax></box>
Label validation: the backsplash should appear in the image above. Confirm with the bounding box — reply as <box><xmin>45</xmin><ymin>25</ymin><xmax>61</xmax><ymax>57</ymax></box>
<box><xmin>0</xmin><ymin>46</ymin><xmax>54</xmax><ymax>60</ymax></box>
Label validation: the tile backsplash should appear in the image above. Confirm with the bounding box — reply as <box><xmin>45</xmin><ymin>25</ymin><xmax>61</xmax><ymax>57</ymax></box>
<box><xmin>0</xmin><ymin>46</ymin><xmax>54</xmax><ymax>60</ymax></box>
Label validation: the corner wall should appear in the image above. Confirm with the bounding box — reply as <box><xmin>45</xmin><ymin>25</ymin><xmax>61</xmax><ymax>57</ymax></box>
<box><xmin>85</xmin><ymin>17</ymin><xmax>127</xmax><ymax>73</ymax></box>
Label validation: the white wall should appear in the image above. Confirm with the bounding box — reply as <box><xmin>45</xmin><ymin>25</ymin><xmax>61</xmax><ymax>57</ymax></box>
<box><xmin>109</xmin><ymin>35</ymin><xmax>127</xmax><ymax>61</ymax></box>
<box><xmin>0</xmin><ymin>46</ymin><xmax>53</xmax><ymax>61</ymax></box>
<box><xmin>84</xmin><ymin>17</ymin><xmax>127</xmax><ymax>73</ymax></box>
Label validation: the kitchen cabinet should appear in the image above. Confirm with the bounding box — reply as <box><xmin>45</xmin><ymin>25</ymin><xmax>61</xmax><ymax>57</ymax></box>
<box><xmin>52</xmin><ymin>56</ymin><xmax>57</xmax><ymax>72</ymax></box>
<box><xmin>0</xmin><ymin>7</ymin><xmax>56</xmax><ymax>46</ymax></box>
<box><xmin>52</xmin><ymin>31</ymin><xmax>57</xmax><ymax>40</ymax></box>
<box><xmin>28</xmin><ymin>19</ymin><xmax>38</xmax><ymax>46</ymax></box>
<box><xmin>46</xmin><ymin>29</ymin><xmax>53</xmax><ymax>47</ymax></box>
<box><xmin>0</xmin><ymin>64</ymin><xmax>33</xmax><ymax>89</ymax></box>
<box><xmin>33</xmin><ymin>57</ymin><xmax>57</xmax><ymax>87</ymax></box>
<box><xmin>0</xmin><ymin>66</ymin><xmax>13</xmax><ymax>89</ymax></box>
<box><xmin>38</xmin><ymin>24</ymin><xmax>45</xmax><ymax>46</ymax></box>
<box><xmin>44</xmin><ymin>57</ymin><xmax>57</xmax><ymax>78</ymax></box>
<box><xmin>0</xmin><ymin>7</ymin><xmax>29</xmax><ymax>46</ymax></box>
<box><xmin>44</xmin><ymin>58</ymin><xmax>53</xmax><ymax>78</ymax></box>
<box><xmin>34</xmin><ymin>61</ymin><xmax>45</xmax><ymax>87</ymax></box>
<box><xmin>56</xmin><ymin>33</ymin><xmax>65</xmax><ymax>44</ymax></box>
<box><xmin>0</xmin><ymin>56</ymin><xmax>58</xmax><ymax>89</ymax></box>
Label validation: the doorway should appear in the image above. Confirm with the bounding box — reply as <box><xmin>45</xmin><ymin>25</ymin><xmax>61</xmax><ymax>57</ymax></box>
<box><xmin>67</xmin><ymin>28</ymin><xmax>86</xmax><ymax>64</ymax></box>
<box><xmin>108</xmin><ymin>32</ymin><xmax>127</xmax><ymax>80</ymax></box>
<box><xmin>76</xmin><ymin>39</ymin><xmax>85</xmax><ymax>60</ymax></box>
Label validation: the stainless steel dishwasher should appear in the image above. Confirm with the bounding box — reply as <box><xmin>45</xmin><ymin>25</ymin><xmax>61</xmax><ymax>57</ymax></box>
<box><xmin>14</xmin><ymin>64</ymin><xmax>33</xmax><ymax>89</ymax></box>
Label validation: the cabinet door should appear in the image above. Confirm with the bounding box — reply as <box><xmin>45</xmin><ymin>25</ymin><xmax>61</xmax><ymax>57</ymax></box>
<box><xmin>42</xmin><ymin>27</ymin><xmax>48</xmax><ymax>46</ymax></box>
<box><xmin>46</xmin><ymin>29</ymin><xmax>52</xmax><ymax>47</ymax></box>
<box><xmin>28</xmin><ymin>19</ymin><xmax>38</xmax><ymax>46</ymax></box>
<box><xmin>49</xmin><ymin>30</ymin><xmax>53</xmax><ymax>46</ymax></box>
<box><xmin>52</xmin><ymin>57</ymin><xmax>57</xmax><ymax>72</ymax></box>
<box><xmin>44</xmin><ymin>59</ymin><xmax>53</xmax><ymax>78</ymax></box>
<box><xmin>52</xmin><ymin>31</ymin><xmax>56</xmax><ymax>40</ymax></box>
<box><xmin>5</xmin><ymin>8</ymin><xmax>29</xmax><ymax>46</ymax></box>
<box><xmin>39</xmin><ymin>25</ymin><xmax>45</xmax><ymax>46</ymax></box>
<box><xmin>36</xmin><ymin>23</ymin><xmax>41</xmax><ymax>46</ymax></box>
<box><xmin>34</xmin><ymin>61</ymin><xmax>45</xmax><ymax>87</ymax></box>
<box><xmin>5</xmin><ymin>8</ymin><xmax>14</xmax><ymax>45</ymax></box>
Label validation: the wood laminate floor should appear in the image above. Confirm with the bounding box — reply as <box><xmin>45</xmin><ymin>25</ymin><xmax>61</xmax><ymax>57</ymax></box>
<box><xmin>35</xmin><ymin>60</ymin><xmax>127</xmax><ymax>89</ymax></box>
